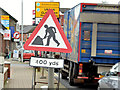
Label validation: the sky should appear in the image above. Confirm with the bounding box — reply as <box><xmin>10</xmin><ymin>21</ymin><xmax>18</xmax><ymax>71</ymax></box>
<box><xmin>0</xmin><ymin>0</ymin><xmax>120</xmax><ymax>25</ymax></box>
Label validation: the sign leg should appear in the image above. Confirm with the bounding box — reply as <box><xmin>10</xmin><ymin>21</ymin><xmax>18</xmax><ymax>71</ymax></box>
<box><xmin>57</xmin><ymin>69</ymin><xmax>60</xmax><ymax>90</ymax></box>
<box><xmin>40</xmin><ymin>68</ymin><xmax>46</xmax><ymax>79</ymax></box>
<box><xmin>32</xmin><ymin>67</ymin><xmax>36</xmax><ymax>90</ymax></box>
<box><xmin>48</xmin><ymin>68</ymin><xmax>54</xmax><ymax>89</ymax></box>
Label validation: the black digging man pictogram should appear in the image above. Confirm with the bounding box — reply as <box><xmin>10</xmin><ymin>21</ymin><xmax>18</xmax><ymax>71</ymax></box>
<box><xmin>43</xmin><ymin>24</ymin><xmax>60</xmax><ymax>47</ymax></box>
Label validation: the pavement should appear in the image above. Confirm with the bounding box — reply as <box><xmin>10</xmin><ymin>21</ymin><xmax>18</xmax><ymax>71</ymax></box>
<box><xmin>4</xmin><ymin>58</ymin><xmax>67</xmax><ymax>89</ymax></box>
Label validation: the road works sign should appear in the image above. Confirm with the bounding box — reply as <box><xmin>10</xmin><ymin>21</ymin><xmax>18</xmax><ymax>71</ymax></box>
<box><xmin>24</xmin><ymin>9</ymin><xmax>72</xmax><ymax>53</ymax></box>
<box><xmin>30</xmin><ymin>57</ymin><xmax>64</xmax><ymax>68</ymax></box>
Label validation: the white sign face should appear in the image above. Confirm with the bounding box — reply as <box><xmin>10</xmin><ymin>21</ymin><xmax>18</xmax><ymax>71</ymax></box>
<box><xmin>14</xmin><ymin>38</ymin><xmax>20</xmax><ymax>42</ymax></box>
<box><xmin>30</xmin><ymin>57</ymin><xmax>64</xmax><ymax>68</ymax></box>
<box><xmin>3</xmin><ymin>30</ymin><xmax>11</xmax><ymax>40</ymax></box>
<box><xmin>13</xmin><ymin>50</ymin><xmax>19</xmax><ymax>58</ymax></box>
<box><xmin>29</xmin><ymin>15</ymin><xmax>67</xmax><ymax>49</ymax></box>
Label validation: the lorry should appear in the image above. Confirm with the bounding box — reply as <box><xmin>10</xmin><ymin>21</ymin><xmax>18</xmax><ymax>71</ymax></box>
<box><xmin>61</xmin><ymin>3</ymin><xmax>120</xmax><ymax>86</ymax></box>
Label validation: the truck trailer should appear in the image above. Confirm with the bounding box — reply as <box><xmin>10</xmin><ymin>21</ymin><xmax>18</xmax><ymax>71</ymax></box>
<box><xmin>61</xmin><ymin>3</ymin><xmax>120</xmax><ymax>86</ymax></box>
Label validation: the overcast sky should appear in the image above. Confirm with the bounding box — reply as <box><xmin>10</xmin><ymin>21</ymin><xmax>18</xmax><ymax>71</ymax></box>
<box><xmin>0</xmin><ymin>0</ymin><xmax>120</xmax><ymax>25</ymax></box>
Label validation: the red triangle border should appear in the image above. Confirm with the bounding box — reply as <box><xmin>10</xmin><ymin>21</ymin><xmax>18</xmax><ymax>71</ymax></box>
<box><xmin>24</xmin><ymin>9</ymin><xmax>72</xmax><ymax>53</ymax></box>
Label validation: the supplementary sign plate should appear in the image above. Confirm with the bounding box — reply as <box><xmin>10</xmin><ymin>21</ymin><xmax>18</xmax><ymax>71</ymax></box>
<box><xmin>30</xmin><ymin>57</ymin><xmax>64</xmax><ymax>68</ymax></box>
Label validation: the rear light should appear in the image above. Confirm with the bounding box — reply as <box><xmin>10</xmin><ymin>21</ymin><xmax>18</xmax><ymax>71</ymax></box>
<box><xmin>79</xmin><ymin>69</ymin><xmax>82</xmax><ymax>73</ymax></box>
<box><xmin>94</xmin><ymin>77</ymin><xmax>101</xmax><ymax>80</ymax></box>
<box><xmin>79</xmin><ymin>64</ymin><xmax>83</xmax><ymax>66</ymax></box>
<box><xmin>79</xmin><ymin>63</ymin><xmax>83</xmax><ymax>75</ymax></box>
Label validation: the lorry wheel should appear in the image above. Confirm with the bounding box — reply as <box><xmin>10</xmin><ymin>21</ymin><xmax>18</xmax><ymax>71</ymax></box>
<box><xmin>69</xmin><ymin>62</ymin><xmax>74</xmax><ymax>85</ymax></box>
<box><xmin>54</xmin><ymin>68</ymin><xmax>58</xmax><ymax>72</ymax></box>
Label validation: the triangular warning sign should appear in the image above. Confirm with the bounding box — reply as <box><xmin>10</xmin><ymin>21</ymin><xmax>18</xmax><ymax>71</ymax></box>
<box><xmin>24</xmin><ymin>9</ymin><xmax>72</xmax><ymax>53</ymax></box>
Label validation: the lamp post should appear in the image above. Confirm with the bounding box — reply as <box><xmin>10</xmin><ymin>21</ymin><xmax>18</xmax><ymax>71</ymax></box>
<box><xmin>21</xmin><ymin>0</ymin><xmax>23</xmax><ymax>62</ymax></box>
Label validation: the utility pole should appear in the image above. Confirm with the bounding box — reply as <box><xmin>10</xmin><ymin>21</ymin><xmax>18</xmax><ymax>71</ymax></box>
<box><xmin>21</xmin><ymin>0</ymin><xmax>23</xmax><ymax>62</ymax></box>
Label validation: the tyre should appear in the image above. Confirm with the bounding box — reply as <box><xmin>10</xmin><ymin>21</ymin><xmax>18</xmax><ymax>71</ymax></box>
<box><xmin>54</xmin><ymin>68</ymin><xmax>58</xmax><ymax>72</ymax></box>
<box><xmin>68</xmin><ymin>62</ymin><xmax>74</xmax><ymax>86</ymax></box>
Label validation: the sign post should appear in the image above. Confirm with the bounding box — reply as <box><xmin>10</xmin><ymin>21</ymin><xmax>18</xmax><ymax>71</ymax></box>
<box><xmin>24</xmin><ymin>9</ymin><xmax>72</xmax><ymax>89</ymax></box>
<box><xmin>57</xmin><ymin>68</ymin><xmax>61</xmax><ymax>90</ymax></box>
<box><xmin>32</xmin><ymin>67</ymin><xmax>36</xmax><ymax>90</ymax></box>
<box><xmin>48</xmin><ymin>52</ymin><xmax>54</xmax><ymax>89</ymax></box>
<box><xmin>48</xmin><ymin>67</ymin><xmax>54</xmax><ymax>88</ymax></box>
<box><xmin>30</xmin><ymin>57</ymin><xmax>64</xmax><ymax>89</ymax></box>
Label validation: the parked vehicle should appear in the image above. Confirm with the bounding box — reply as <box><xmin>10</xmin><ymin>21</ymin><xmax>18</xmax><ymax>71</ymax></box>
<box><xmin>59</xmin><ymin>3</ymin><xmax>120</xmax><ymax>86</ymax></box>
<box><xmin>110</xmin><ymin>62</ymin><xmax>120</xmax><ymax>72</ymax></box>
<box><xmin>23</xmin><ymin>50</ymin><xmax>35</xmax><ymax>62</ymax></box>
<box><xmin>98</xmin><ymin>62</ymin><xmax>120</xmax><ymax>89</ymax></box>
<box><xmin>99</xmin><ymin>71</ymin><xmax>108</xmax><ymax>78</ymax></box>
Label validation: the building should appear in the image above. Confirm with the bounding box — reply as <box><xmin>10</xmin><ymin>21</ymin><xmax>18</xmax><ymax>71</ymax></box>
<box><xmin>0</xmin><ymin>23</ymin><xmax>7</xmax><ymax>56</ymax></box>
<box><xmin>0</xmin><ymin>7</ymin><xmax>18</xmax><ymax>58</ymax></box>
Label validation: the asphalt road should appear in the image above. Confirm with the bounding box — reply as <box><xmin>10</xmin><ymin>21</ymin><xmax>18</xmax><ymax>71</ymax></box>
<box><xmin>54</xmin><ymin>73</ymin><xmax>97</xmax><ymax>90</ymax></box>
